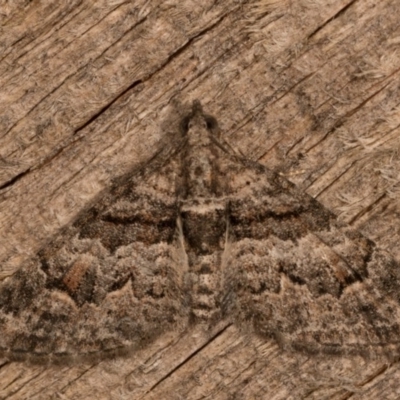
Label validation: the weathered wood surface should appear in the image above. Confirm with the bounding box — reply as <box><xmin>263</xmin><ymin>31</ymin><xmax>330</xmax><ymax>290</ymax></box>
<box><xmin>1</xmin><ymin>0</ymin><xmax>400</xmax><ymax>398</ymax></box>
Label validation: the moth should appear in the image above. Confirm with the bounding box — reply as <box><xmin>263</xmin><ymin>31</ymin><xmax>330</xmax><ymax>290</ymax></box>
<box><xmin>1</xmin><ymin>100</ymin><xmax>400</xmax><ymax>363</ymax></box>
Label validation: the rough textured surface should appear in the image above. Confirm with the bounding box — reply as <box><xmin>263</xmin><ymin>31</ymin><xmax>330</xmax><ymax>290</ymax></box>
<box><xmin>3</xmin><ymin>101</ymin><xmax>400</xmax><ymax>364</ymax></box>
<box><xmin>1</xmin><ymin>0</ymin><xmax>400</xmax><ymax>398</ymax></box>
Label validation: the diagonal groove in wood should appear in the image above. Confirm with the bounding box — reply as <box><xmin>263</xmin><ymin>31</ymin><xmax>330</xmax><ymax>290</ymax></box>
<box><xmin>5</xmin><ymin>1</ymin><xmax>86</xmax><ymax>67</ymax></box>
<box><xmin>0</xmin><ymin>6</ymin><xmax>234</xmax><ymax>191</ymax></box>
<box><xmin>348</xmin><ymin>192</ymin><xmax>387</xmax><ymax>226</ymax></box>
<box><xmin>145</xmin><ymin>324</ymin><xmax>232</xmax><ymax>395</ymax></box>
<box><xmin>313</xmin><ymin>161</ymin><xmax>357</xmax><ymax>199</ymax></box>
<box><xmin>305</xmin><ymin>80</ymin><xmax>393</xmax><ymax>155</ymax></box>
<box><xmin>0</xmin><ymin>13</ymin><xmax>150</xmax><ymax>141</ymax></box>
<box><xmin>0</xmin><ymin>169</ymin><xmax>31</xmax><ymax>191</ymax></box>
<box><xmin>307</xmin><ymin>0</ymin><xmax>359</xmax><ymax>40</ymax></box>
<box><xmin>2</xmin><ymin>369</ymin><xmax>44</xmax><ymax>399</ymax></box>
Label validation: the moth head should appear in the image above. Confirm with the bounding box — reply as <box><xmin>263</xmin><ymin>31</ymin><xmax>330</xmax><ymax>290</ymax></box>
<box><xmin>181</xmin><ymin>100</ymin><xmax>219</xmax><ymax>145</ymax></box>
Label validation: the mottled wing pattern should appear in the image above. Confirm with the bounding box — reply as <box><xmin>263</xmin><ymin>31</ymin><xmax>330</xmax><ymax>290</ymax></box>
<box><xmin>220</xmin><ymin>155</ymin><xmax>400</xmax><ymax>357</ymax></box>
<box><xmin>0</xmin><ymin>146</ymin><xmax>188</xmax><ymax>361</ymax></box>
<box><xmin>2</xmin><ymin>100</ymin><xmax>400</xmax><ymax>363</ymax></box>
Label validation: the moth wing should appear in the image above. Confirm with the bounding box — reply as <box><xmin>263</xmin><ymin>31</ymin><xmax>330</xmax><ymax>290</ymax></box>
<box><xmin>220</xmin><ymin>155</ymin><xmax>400</xmax><ymax>357</ymax></box>
<box><xmin>0</xmin><ymin>146</ymin><xmax>189</xmax><ymax>361</ymax></box>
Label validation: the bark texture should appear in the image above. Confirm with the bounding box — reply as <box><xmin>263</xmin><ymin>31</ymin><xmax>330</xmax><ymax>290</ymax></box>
<box><xmin>1</xmin><ymin>0</ymin><xmax>400</xmax><ymax>398</ymax></box>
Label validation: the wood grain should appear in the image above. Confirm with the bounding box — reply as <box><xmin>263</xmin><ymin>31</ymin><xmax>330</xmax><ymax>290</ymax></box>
<box><xmin>1</xmin><ymin>0</ymin><xmax>400</xmax><ymax>398</ymax></box>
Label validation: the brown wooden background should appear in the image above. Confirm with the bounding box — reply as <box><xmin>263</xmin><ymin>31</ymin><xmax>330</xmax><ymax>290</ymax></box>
<box><xmin>1</xmin><ymin>0</ymin><xmax>400</xmax><ymax>398</ymax></box>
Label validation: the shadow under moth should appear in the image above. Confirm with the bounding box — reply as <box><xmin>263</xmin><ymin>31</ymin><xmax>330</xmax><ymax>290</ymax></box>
<box><xmin>2</xmin><ymin>101</ymin><xmax>400</xmax><ymax>363</ymax></box>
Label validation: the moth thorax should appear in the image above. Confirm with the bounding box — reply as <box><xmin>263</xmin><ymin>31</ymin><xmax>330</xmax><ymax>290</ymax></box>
<box><xmin>185</xmin><ymin>148</ymin><xmax>217</xmax><ymax>197</ymax></box>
